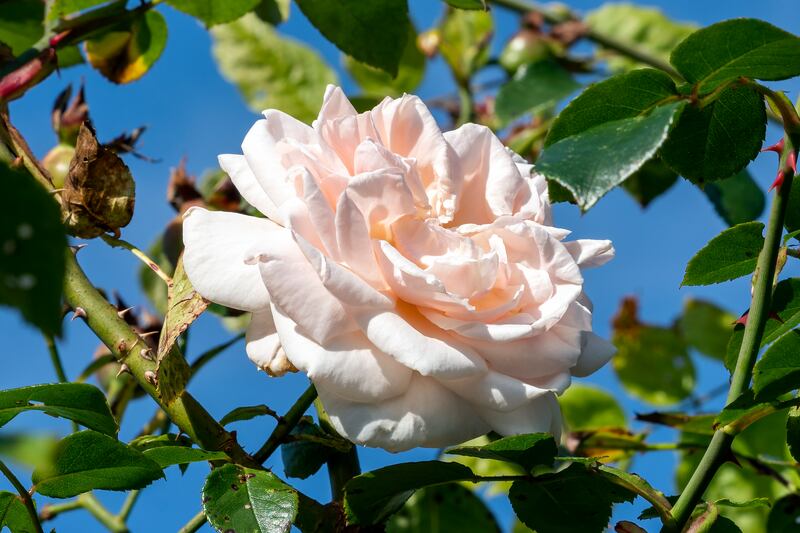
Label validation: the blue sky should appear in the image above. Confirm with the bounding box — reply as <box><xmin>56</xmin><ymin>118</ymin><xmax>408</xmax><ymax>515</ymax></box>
<box><xmin>3</xmin><ymin>0</ymin><xmax>800</xmax><ymax>531</ymax></box>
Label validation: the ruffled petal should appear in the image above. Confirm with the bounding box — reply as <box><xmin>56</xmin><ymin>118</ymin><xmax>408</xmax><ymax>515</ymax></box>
<box><xmin>314</xmin><ymin>85</ymin><xmax>357</xmax><ymax>126</ymax></box>
<box><xmin>182</xmin><ymin>207</ymin><xmax>275</xmax><ymax>312</ymax></box>
<box><xmin>564</xmin><ymin>239</ymin><xmax>615</xmax><ymax>268</ymax></box>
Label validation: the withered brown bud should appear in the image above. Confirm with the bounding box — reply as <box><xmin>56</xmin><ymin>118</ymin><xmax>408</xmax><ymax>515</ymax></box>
<box><xmin>167</xmin><ymin>158</ymin><xmax>204</xmax><ymax>213</ymax></box>
<box><xmin>105</xmin><ymin>126</ymin><xmax>157</xmax><ymax>161</ymax></box>
<box><xmin>61</xmin><ymin>122</ymin><xmax>135</xmax><ymax>238</ymax></box>
<box><xmin>52</xmin><ymin>83</ymin><xmax>89</xmax><ymax>145</ymax></box>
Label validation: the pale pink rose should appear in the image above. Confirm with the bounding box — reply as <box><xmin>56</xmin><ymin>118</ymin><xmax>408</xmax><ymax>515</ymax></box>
<box><xmin>183</xmin><ymin>86</ymin><xmax>615</xmax><ymax>452</ymax></box>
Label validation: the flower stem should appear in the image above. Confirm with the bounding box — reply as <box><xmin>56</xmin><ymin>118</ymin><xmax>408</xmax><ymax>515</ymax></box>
<box><xmin>0</xmin><ymin>459</ymin><xmax>44</xmax><ymax>533</ymax></box>
<box><xmin>117</xmin><ymin>489</ymin><xmax>141</xmax><ymax>522</ymax></box>
<box><xmin>253</xmin><ymin>383</ymin><xmax>318</xmax><ymax>463</ymax></box>
<box><xmin>667</xmin><ymin>144</ymin><xmax>796</xmax><ymax>530</ymax></box>
<box><xmin>78</xmin><ymin>493</ymin><xmax>127</xmax><ymax>533</ymax></box>
<box><xmin>177</xmin><ymin>510</ymin><xmax>207</xmax><ymax>533</ymax></box>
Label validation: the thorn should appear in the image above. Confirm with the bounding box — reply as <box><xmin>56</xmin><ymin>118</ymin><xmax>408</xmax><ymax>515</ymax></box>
<box><xmin>139</xmin><ymin>330</ymin><xmax>159</xmax><ymax>339</ymax></box>
<box><xmin>733</xmin><ymin>310</ymin><xmax>749</xmax><ymax>326</ymax></box>
<box><xmin>70</xmin><ymin>307</ymin><xmax>87</xmax><ymax>321</ymax></box>
<box><xmin>116</xmin><ymin>363</ymin><xmax>131</xmax><ymax>378</ymax></box>
<box><xmin>762</xmin><ymin>138</ymin><xmax>784</xmax><ymax>155</ymax></box>
<box><xmin>144</xmin><ymin>370</ymin><xmax>158</xmax><ymax>386</ymax></box>
<box><xmin>116</xmin><ymin>306</ymin><xmax>135</xmax><ymax>318</ymax></box>
<box><xmin>69</xmin><ymin>244</ymin><xmax>88</xmax><ymax>255</ymax></box>
<box><xmin>139</xmin><ymin>348</ymin><xmax>155</xmax><ymax>361</ymax></box>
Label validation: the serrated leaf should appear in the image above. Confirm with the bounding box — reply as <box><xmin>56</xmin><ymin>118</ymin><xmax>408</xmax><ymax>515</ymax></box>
<box><xmin>495</xmin><ymin>60</ymin><xmax>579</xmax><ymax>124</ymax></box>
<box><xmin>296</xmin><ymin>0</ymin><xmax>409</xmax><ymax>76</ymax></box>
<box><xmin>704</xmin><ymin>170</ymin><xmax>766</xmax><ymax>227</ymax></box>
<box><xmin>166</xmin><ymin>0</ymin><xmax>260</xmax><ymax>26</ymax></box>
<box><xmin>0</xmin><ymin>164</ymin><xmax>66</xmax><ymax>336</ymax></box>
<box><xmin>509</xmin><ymin>463</ymin><xmax>635</xmax><ymax>533</ymax></box>
<box><xmin>32</xmin><ymin>430</ymin><xmax>163</xmax><ymax>497</ymax></box>
<box><xmin>678</xmin><ymin>299</ymin><xmax>735</xmax><ymax>361</ymax></box>
<box><xmin>621</xmin><ymin>157</ymin><xmax>678</xmax><ymax>208</ymax></box>
<box><xmin>344</xmin><ymin>461</ymin><xmax>475</xmax><ymax>525</ymax></box>
<box><xmin>538</xmin><ymin>101</ymin><xmax>684</xmax><ymax>211</ymax></box>
<box><xmin>0</xmin><ymin>383</ymin><xmax>117</xmax><ymax>436</ymax></box>
<box><xmin>752</xmin><ymin>331</ymin><xmax>800</xmax><ymax>401</ymax></box>
<box><xmin>203</xmin><ymin>464</ymin><xmax>298</xmax><ymax>533</ymax></box>
<box><xmin>84</xmin><ymin>10</ymin><xmax>167</xmax><ymax>84</ymax></box>
<box><xmin>445</xmin><ymin>434</ymin><xmax>557</xmax><ymax>472</ymax></box>
<box><xmin>344</xmin><ymin>25</ymin><xmax>424</xmax><ymax>98</ymax></box>
<box><xmin>439</xmin><ymin>8</ymin><xmax>493</xmax><ymax>83</ymax></box>
<box><xmin>660</xmin><ymin>86</ymin><xmax>766</xmax><ymax>184</ymax></box>
<box><xmin>220</xmin><ymin>404</ymin><xmax>278</xmax><ymax>426</ymax></box>
<box><xmin>670</xmin><ymin>19</ymin><xmax>800</xmax><ymax>94</ymax></box>
<box><xmin>129</xmin><ymin>433</ymin><xmax>229</xmax><ymax>468</ymax></box>
<box><xmin>681</xmin><ymin>222</ymin><xmax>764</xmax><ymax>286</ymax></box>
<box><xmin>211</xmin><ymin>13</ymin><xmax>337</xmax><ymax>123</ymax></box>
<box><xmin>559</xmin><ymin>383</ymin><xmax>626</xmax><ymax>432</ymax></box>
<box><xmin>0</xmin><ymin>490</ymin><xmax>37</xmax><ymax>533</ymax></box>
<box><xmin>714</xmin><ymin>390</ymin><xmax>793</xmax><ymax>434</ymax></box>
<box><xmin>386</xmin><ymin>484</ymin><xmax>500</xmax><ymax>533</ymax></box>
<box><xmin>761</xmin><ymin>278</ymin><xmax>800</xmax><ymax>346</ymax></box>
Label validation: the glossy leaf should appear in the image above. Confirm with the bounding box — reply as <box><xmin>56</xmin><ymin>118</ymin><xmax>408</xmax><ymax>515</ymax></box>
<box><xmin>220</xmin><ymin>404</ymin><xmax>278</xmax><ymax>426</ymax></box>
<box><xmin>386</xmin><ymin>484</ymin><xmax>500</xmax><ymax>533</ymax></box>
<box><xmin>344</xmin><ymin>461</ymin><xmax>475</xmax><ymax>525</ymax></box>
<box><xmin>85</xmin><ymin>10</ymin><xmax>168</xmax><ymax>84</ymax></box>
<box><xmin>203</xmin><ymin>464</ymin><xmax>298</xmax><ymax>533</ymax></box>
<box><xmin>166</xmin><ymin>0</ymin><xmax>260</xmax><ymax>26</ymax></box>
<box><xmin>345</xmin><ymin>26</ymin><xmax>425</xmax><ymax>97</ymax></box>
<box><xmin>752</xmin><ymin>331</ymin><xmax>800</xmax><ymax>401</ymax></box>
<box><xmin>296</xmin><ymin>0</ymin><xmax>409</xmax><ymax>76</ymax></box>
<box><xmin>211</xmin><ymin>14</ymin><xmax>337</xmax><ymax>123</ymax></box>
<box><xmin>678</xmin><ymin>299</ymin><xmax>735</xmax><ymax>361</ymax></box>
<box><xmin>585</xmin><ymin>4</ymin><xmax>695</xmax><ymax>73</ymax></box>
<box><xmin>559</xmin><ymin>384</ymin><xmax>626</xmax><ymax>432</ymax></box>
<box><xmin>495</xmin><ymin>60</ymin><xmax>579</xmax><ymax>124</ymax></box>
<box><xmin>704</xmin><ymin>170</ymin><xmax>766</xmax><ymax>226</ymax></box>
<box><xmin>761</xmin><ymin>278</ymin><xmax>800</xmax><ymax>346</ymax></box>
<box><xmin>0</xmin><ymin>164</ymin><xmax>66</xmax><ymax>336</ymax></box>
<box><xmin>538</xmin><ymin>101</ymin><xmax>684</xmax><ymax>211</ymax></box>
<box><xmin>439</xmin><ymin>8</ymin><xmax>493</xmax><ymax>82</ymax></box>
<box><xmin>660</xmin><ymin>86</ymin><xmax>766</xmax><ymax>184</ymax></box>
<box><xmin>445</xmin><ymin>434</ymin><xmax>557</xmax><ymax>472</ymax></box>
<box><xmin>32</xmin><ymin>431</ymin><xmax>163</xmax><ymax>497</ymax></box>
<box><xmin>621</xmin><ymin>157</ymin><xmax>678</xmax><ymax>208</ymax></box>
<box><xmin>510</xmin><ymin>463</ymin><xmax>635</xmax><ymax>533</ymax></box>
<box><xmin>681</xmin><ymin>222</ymin><xmax>764</xmax><ymax>286</ymax></box>
<box><xmin>670</xmin><ymin>19</ymin><xmax>800</xmax><ymax>93</ymax></box>
<box><xmin>129</xmin><ymin>434</ymin><xmax>229</xmax><ymax>468</ymax></box>
<box><xmin>0</xmin><ymin>383</ymin><xmax>116</xmax><ymax>436</ymax></box>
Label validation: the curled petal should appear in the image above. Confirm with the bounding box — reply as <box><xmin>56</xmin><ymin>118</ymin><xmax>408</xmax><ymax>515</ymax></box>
<box><xmin>245</xmin><ymin>310</ymin><xmax>286</xmax><ymax>375</ymax></box>
<box><xmin>564</xmin><ymin>239</ymin><xmax>615</xmax><ymax>268</ymax></box>
<box><xmin>218</xmin><ymin>154</ymin><xmax>282</xmax><ymax>223</ymax></box>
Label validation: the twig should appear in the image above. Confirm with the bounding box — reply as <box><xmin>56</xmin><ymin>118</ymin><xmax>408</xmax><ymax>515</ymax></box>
<box><xmin>100</xmin><ymin>234</ymin><xmax>172</xmax><ymax>285</ymax></box>
<box><xmin>253</xmin><ymin>384</ymin><xmax>318</xmax><ymax>463</ymax></box>
<box><xmin>0</xmin><ymin>459</ymin><xmax>44</xmax><ymax>533</ymax></box>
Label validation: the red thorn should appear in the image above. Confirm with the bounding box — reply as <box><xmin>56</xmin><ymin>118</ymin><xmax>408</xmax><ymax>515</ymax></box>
<box><xmin>762</xmin><ymin>138</ymin><xmax>785</xmax><ymax>155</ymax></box>
<box><xmin>768</xmin><ymin>171</ymin><xmax>784</xmax><ymax>192</ymax></box>
<box><xmin>49</xmin><ymin>31</ymin><xmax>70</xmax><ymax>48</ymax></box>
<box><xmin>734</xmin><ymin>311</ymin><xmax>749</xmax><ymax>327</ymax></box>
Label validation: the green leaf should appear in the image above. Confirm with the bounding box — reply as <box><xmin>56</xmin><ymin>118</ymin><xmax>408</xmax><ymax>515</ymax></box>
<box><xmin>0</xmin><ymin>164</ymin><xmax>66</xmax><ymax>336</ymax></box>
<box><xmin>254</xmin><ymin>0</ymin><xmax>290</xmax><ymax>25</ymax></box>
<box><xmin>660</xmin><ymin>86</ymin><xmax>766</xmax><ymax>184</ymax></box>
<box><xmin>296</xmin><ymin>0</ymin><xmax>409</xmax><ymax>77</ymax></box>
<box><xmin>344</xmin><ymin>461</ymin><xmax>475</xmax><ymax>525</ymax></box>
<box><xmin>445</xmin><ymin>434</ymin><xmax>556</xmax><ymax>472</ymax></box>
<box><xmin>211</xmin><ymin>13</ymin><xmax>337</xmax><ymax>123</ymax></box>
<box><xmin>0</xmin><ymin>434</ymin><xmax>57</xmax><ymax>470</ymax></box>
<box><xmin>0</xmin><ymin>490</ymin><xmax>37</xmax><ymax>533</ymax></box>
<box><xmin>444</xmin><ymin>436</ymin><xmax>524</xmax><ymax>497</ymax></box>
<box><xmin>585</xmin><ymin>3</ymin><xmax>695</xmax><ymax>73</ymax></box>
<box><xmin>203</xmin><ymin>464</ymin><xmax>298</xmax><ymax>533</ymax></box>
<box><xmin>546</xmin><ymin>69</ymin><xmax>678</xmax><ymax>146</ymax></box>
<box><xmin>32</xmin><ymin>430</ymin><xmax>163</xmax><ymax>497</ymax></box>
<box><xmin>0</xmin><ymin>0</ymin><xmax>82</xmax><ymax>66</ymax></box>
<box><xmin>0</xmin><ymin>384</ymin><xmax>117</xmax><ymax>436</ymax></box>
<box><xmin>443</xmin><ymin>0</ymin><xmax>486</xmax><ymax>9</ymax></box>
<box><xmin>767</xmin><ymin>494</ymin><xmax>800</xmax><ymax>533</ymax></box>
<box><xmin>787</xmin><ymin>406</ymin><xmax>800</xmax><ymax>463</ymax></box>
<box><xmin>538</xmin><ymin>101</ymin><xmax>684</xmax><ymax>211</ymax></box>
<box><xmin>386</xmin><ymin>484</ymin><xmax>500</xmax><ymax>533</ymax></box>
<box><xmin>47</xmin><ymin>0</ymin><xmax>106</xmax><ymax>20</ymax></box>
<box><xmin>620</xmin><ymin>157</ymin><xmax>678</xmax><ymax>208</ymax></box>
<box><xmin>670</xmin><ymin>19</ymin><xmax>800</xmax><ymax>94</ymax></box>
<box><xmin>281</xmin><ymin>418</ymin><xmax>336</xmax><ymax>480</ymax></box>
<box><xmin>439</xmin><ymin>8</ymin><xmax>493</xmax><ymax>82</ymax></box>
<box><xmin>753</xmin><ymin>331</ymin><xmax>800</xmax><ymax>401</ymax></box>
<box><xmin>166</xmin><ymin>0</ymin><xmax>260</xmax><ymax>26</ymax></box>
<box><xmin>85</xmin><ymin>10</ymin><xmax>168</xmax><ymax>84</ymax></box>
<box><xmin>761</xmin><ymin>278</ymin><xmax>800</xmax><ymax>346</ymax></box>
<box><xmin>678</xmin><ymin>299</ymin><xmax>735</xmax><ymax>361</ymax></box>
<box><xmin>704</xmin><ymin>170</ymin><xmax>766</xmax><ymax>226</ymax></box>
<box><xmin>495</xmin><ymin>60</ymin><xmax>579</xmax><ymax>124</ymax></box>
<box><xmin>220</xmin><ymin>404</ymin><xmax>278</xmax><ymax>426</ymax></box>
<box><xmin>681</xmin><ymin>221</ymin><xmax>764</xmax><ymax>286</ymax></box>
<box><xmin>784</xmin><ymin>184</ymin><xmax>800</xmax><ymax>237</ymax></box>
<box><xmin>559</xmin><ymin>383</ymin><xmax>626</xmax><ymax>431</ymax></box>
<box><xmin>509</xmin><ymin>463</ymin><xmax>635</xmax><ymax>533</ymax></box>
<box><xmin>714</xmin><ymin>390</ymin><xmax>792</xmax><ymax>433</ymax></box>
<box><xmin>129</xmin><ymin>434</ymin><xmax>229</xmax><ymax>468</ymax></box>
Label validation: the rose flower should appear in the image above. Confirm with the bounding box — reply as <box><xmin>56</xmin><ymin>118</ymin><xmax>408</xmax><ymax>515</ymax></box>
<box><xmin>183</xmin><ymin>86</ymin><xmax>615</xmax><ymax>452</ymax></box>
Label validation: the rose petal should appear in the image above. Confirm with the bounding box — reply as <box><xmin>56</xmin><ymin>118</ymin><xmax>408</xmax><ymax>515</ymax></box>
<box><xmin>314</xmin><ymin>85</ymin><xmax>357</xmax><ymax>126</ymax></box>
<box><xmin>335</xmin><ymin>191</ymin><xmax>384</xmax><ymax>286</ymax></box>
<box><xmin>182</xmin><ymin>207</ymin><xmax>275</xmax><ymax>312</ymax></box>
<box><xmin>218</xmin><ymin>154</ymin><xmax>282</xmax><ymax>223</ymax></box>
<box><xmin>572</xmin><ymin>332</ymin><xmax>616</xmax><ymax>377</ymax></box>
<box><xmin>475</xmin><ymin>392</ymin><xmax>562</xmax><ymax>438</ymax></box>
<box><xmin>245</xmin><ymin>310</ymin><xmax>282</xmax><ymax>372</ymax></box>
<box><xmin>441</xmin><ymin>370</ymin><xmax>552</xmax><ymax>412</ymax></box>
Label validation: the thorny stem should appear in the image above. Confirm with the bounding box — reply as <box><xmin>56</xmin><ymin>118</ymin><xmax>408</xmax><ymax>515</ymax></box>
<box><xmin>100</xmin><ymin>234</ymin><xmax>172</xmax><ymax>285</ymax></box>
<box><xmin>0</xmin><ymin>459</ymin><xmax>44</xmax><ymax>533</ymax></box>
<box><xmin>667</xmin><ymin>141</ymin><xmax>796</xmax><ymax>530</ymax></box>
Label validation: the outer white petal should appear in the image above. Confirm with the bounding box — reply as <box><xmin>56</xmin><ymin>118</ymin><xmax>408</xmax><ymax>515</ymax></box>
<box><xmin>245</xmin><ymin>310</ymin><xmax>283</xmax><ymax>373</ymax></box>
<box><xmin>441</xmin><ymin>370</ymin><xmax>552</xmax><ymax>412</ymax></box>
<box><xmin>182</xmin><ymin>207</ymin><xmax>275</xmax><ymax>312</ymax></box>
<box><xmin>475</xmin><ymin>392</ymin><xmax>562</xmax><ymax>438</ymax></box>
<box><xmin>571</xmin><ymin>332</ymin><xmax>616</xmax><ymax>377</ymax></box>
<box><xmin>314</xmin><ymin>85</ymin><xmax>357</xmax><ymax>127</ymax></box>
<box><xmin>317</xmin><ymin>374</ymin><xmax>489</xmax><ymax>452</ymax></box>
<box><xmin>564</xmin><ymin>239</ymin><xmax>615</xmax><ymax>268</ymax></box>
<box><xmin>218</xmin><ymin>154</ymin><xmax>282</xmax><ymax>223</ymax></box>
<box><xmin>272</xmin><ymin>304</ymin><xmax>412</xmax><ymax>402</ymax></box>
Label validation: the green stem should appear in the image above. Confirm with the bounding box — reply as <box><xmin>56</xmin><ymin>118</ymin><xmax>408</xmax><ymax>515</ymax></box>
<box><xmin>0</xmin><ymin>459</ymin><xmax>44</xmax><ymax>533</ymax></box>
<box><xmin>315</xmin><ymin>399</ymin><xmax>361</xmax><ymax>501</ymax></box>
<box><xmin>177</xmin><ymin>510</ymin><xmax>207</xmax><ymax>533</ymax></box>
<box><xmin>668</xmin><ymin>146</ymin><xmax>795</xmax><ymax>530</ymax></box>
<box><xmin>489</xmin><ymin>0</ymin><xmax>683</xmax><ymax>79</ymax></box>
<box><xmin>117</xmin><ymin>489</ymin><xmax>140</xmax><ymax>522</ymax></box>
<box><xmin>45</xmin><ymin>335</ymin><xmax>81</xmax><ymax>431</ymax></box>
<box><xmin>100</xmin><ymin>234</ymin><xmax>172</xmax><ymax>284</ymax></box>
<box><xmin>253</xmin><ymin>383</ymin><xmax>318</xmax><ymax>463</ymax></box>
<box><xmin>78</xmin><ymin>493</ymin><xmax>127</xmax><ymax>533</ymax></box>
<box><xmin>456</xmin><ymin>82</ymin><xmax>474</xmax><ymax>127</ymax></box>
<box><xmin>40</xmin><ymin>499</ymin><xmax>82</xmax><ymax>521</ymax></box>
